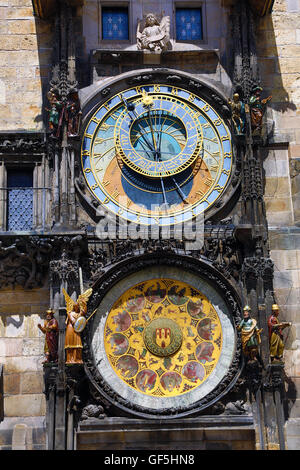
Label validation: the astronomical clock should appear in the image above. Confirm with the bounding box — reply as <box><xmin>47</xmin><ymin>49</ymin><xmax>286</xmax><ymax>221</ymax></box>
<box><xmin>81</xmin><ymin>82</ymin><xmax>233</xmax><ymax>226</ymax></box>
<box><xmin>80</xmin><ymin>75</ymin><xmax>241</xmax><ymax>418</ymax></box>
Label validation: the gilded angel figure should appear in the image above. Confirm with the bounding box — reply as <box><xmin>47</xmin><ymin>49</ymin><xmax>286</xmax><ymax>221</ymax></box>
<box><xmin>63</xmin><ymin>288</ymin><xmax>93</xmax><ymax>364</ymax></box>
<box><xmin>137</xmin><ymin>13</ymin><xmax>170</xmax><ymax>52</ymax></box>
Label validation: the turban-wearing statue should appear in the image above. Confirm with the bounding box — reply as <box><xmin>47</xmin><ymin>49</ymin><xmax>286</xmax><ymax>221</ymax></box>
<box><xmin>268</xmin><ymin>304</ymin><xmax>291</xmax><ymax>363</ymax></box>
<box><xmin>137</xmin><ymin>13</ymin><xmax>170</xmax><ymax>52</ymax></box>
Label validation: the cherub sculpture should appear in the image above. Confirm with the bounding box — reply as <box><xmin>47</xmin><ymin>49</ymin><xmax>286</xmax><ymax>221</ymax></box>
<box><xmin>137</xmin><ymin>13</ymin><xmax>170</xmax><ymax>52</ymax></box>
<box><xmin>63</xmin><ymin>287</ymin><xmax>93</xmax><ymax>364</ymax></box>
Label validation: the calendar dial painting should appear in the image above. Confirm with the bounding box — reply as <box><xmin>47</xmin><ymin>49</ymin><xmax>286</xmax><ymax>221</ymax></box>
<box><xmin>104</xmin><ymin>279</ymin><xmax>223</xmax><ymax>398</ymax></box>
<box><xmin>81</xmin><ymin>84</ymin><xmax>232</xmax><ymax>226</ymax></box>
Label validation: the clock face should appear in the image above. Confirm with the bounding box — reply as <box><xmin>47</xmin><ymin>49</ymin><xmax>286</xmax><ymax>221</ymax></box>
<box><xmin>90</xmin><ymin>265</ymin><xmax>237</xmax><ymax>416</ymax></box>
<box><xmin>103</xmin><ymin>279</ymin><xmax>223</xmax><ymax>398</ymax></box>
<box><xmin>81</xmin><ymin>84</ymin><xmax>232</xmax><ymax>226</ymax></box>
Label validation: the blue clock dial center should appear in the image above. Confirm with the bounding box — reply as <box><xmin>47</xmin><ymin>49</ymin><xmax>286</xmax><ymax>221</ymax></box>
<box><xmin>130</xmin><ymin>111</ymin><xmax>186</xmax><ymax>163</ymax></box>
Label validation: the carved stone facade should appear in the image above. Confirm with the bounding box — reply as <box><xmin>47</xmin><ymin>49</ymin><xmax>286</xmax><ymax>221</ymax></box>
<box><xmin>0</xmin><ymin>0</ymin><xmax>299</xmax><ymax>452</ymax></box>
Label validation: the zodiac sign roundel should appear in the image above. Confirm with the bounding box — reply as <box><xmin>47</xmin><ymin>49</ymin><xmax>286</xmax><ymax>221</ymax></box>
<box><xmin>104</xmin><ymin>279</ymin><xmax>223</xmax><ymax>398</ymax></box>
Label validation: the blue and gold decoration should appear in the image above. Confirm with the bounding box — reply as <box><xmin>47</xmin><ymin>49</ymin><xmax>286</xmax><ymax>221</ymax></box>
<box><xmin>176</xmin><ymin>8</ymin><xmax>203</xmax><ymax>41</ymax></box>
<box><xmin>104</xmin><ymin>279</ymin><xmax>223</xmax><ymax>397</ymax></box>
<box><xmin>81</xmin><ymin>84</ymin><xmax>232</xmax><ymax>226</ymax></box>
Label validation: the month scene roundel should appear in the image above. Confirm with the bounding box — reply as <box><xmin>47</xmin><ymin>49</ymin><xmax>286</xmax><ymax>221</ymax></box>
<box><xmin>104</xmin><ymin>279</ymin><xmax>223</xmax><ymax>398</ymax></box>
<box><xmin>81</xmin><ymin>84</ymin><xmax>233</xmax><ymax>226</ymax></box>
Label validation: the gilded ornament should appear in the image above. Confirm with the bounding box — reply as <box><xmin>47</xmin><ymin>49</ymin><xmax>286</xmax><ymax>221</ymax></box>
<box><xmin>63</xmin><ymin>287</ymin><xmax>93</xmax><ymax>364</ymax></box>
<box><xmin>143</xmin><ymin>317</ymin><xmax>183</xmax><ymax>357</ymax></box>
<box><xmin>268</xmin><ymin>303</ymin><xmax>291</xmax><ymax>363</ymax></box>
<box><xmin>104</xmin><ymin>279</ymin><xmax>223</xmax><ymax>397</ymax></box>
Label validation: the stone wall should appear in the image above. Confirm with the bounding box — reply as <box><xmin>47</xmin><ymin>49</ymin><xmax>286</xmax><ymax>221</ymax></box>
<box><xmin>256</xmin><ymin>0</ymin><xmax>300</xmax><ymax>450</ymax></box>
<box><xmin>82</xmin><ymin>0</ymin><xmax>233</xmax><ymax>89</ymax></box>
<box><xmin>0</xmin><ymin>286</ymin><xmax>49</xmax><ymax>450</ymax></box>
<box><xmin>0</xmin><ymin>0</ymin><xmax>53</xmax><ymax>131</ymax></box>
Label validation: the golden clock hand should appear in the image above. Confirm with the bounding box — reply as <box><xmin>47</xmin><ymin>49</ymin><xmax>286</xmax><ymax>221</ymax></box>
<box><xmin>170</xmin><ymin>176</ymin><xmax>189</xmax><ymax>204</ymax></box>
<box><xmin>147</xmin><ymin>109</ymin><xmax>157</xmax><ymax>151</ymax></box>
<box><xmin>121</xmin><ymin>95</ymin><xmax>156</xmax><ymax>154</ymax></box>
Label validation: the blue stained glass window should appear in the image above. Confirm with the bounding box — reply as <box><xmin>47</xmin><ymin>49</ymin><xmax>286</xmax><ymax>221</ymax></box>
<box><xmin>176</xmin><ymin>8</ymin><xmax>203</xmax><ymax>41</ymax></box>
<box><xmin>7</xmin><ymin>169</ymin><xmax>33</xmax><ymax>231</ymax></box>
<box><xmin>102</xmin><ymin>7</ymin><xmax>129</xmax><ymax>40</ymax></box>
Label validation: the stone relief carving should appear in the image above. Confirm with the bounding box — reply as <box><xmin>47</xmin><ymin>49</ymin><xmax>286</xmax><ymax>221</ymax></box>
<box><xmin>0</xmin><ymin>237</ymin><xmax>52</xmax><ymax>289</ymax></box>
<box><xmin>137</xmin><ymin>13</ymin><xmax>170</xmax><ymax>52</ymax></box>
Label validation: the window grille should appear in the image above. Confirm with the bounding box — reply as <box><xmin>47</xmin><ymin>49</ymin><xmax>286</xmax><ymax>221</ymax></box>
<box><xmin>7</xmin><ymin>169</ymin><xmax>33</xmax><ymax>231</ymax></box>
<box><xmin>102</xmin><ymin>7</ymin><xmax>129</xmax><ymax>40</ymax></box>
<box><xmin>176</xmin><ymin>8</ymin><xmax>203</xmax><ymax>41</ymax></box>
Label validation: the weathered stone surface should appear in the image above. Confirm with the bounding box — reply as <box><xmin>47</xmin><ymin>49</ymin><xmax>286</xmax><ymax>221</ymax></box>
<box><xmin>271</xmin><ymin>250</ymin><xmax>300</xmax><ymax>271</ymax></box>
<box><xmin>20</xmin><ymin>372</ymin><xmax>43</xmax><ymax>394</ymax></box>
<box><xmin>22</xmin><ymin>338</ymin><xmax>43</xmax><ymax>356</ymax></box>
<box><xmin>0</xmin><ymin>338</ymin><xmax>23</xmax><ymax>357</ymax></box>
<box><xmin>11</xmin><ymin>423</ymin><xmax>27</xmax><ymax>450</ymax></box>
<box><xmin>3</xmin><ymin>356</ymin><xmax>43</xmax><ymax>375</ymax></box>
<box><xmin>269</xmin><ymin>231</ymin><xmax>300</xmax><ymax>250</ymax></box>
<box><xmin>4</xmin><ymin>394</ymin><xmax>46</xmax><ymax>417</ymax></box>
<box><xmin>264</xmin><ymin>209</ymin><xmax>293</xmax><ymax>226</ymax></box>
<box><xmin>0</xmin><ymin>2</ymin><xmax>53</xmax><ymax>131</ymax></box>
<box><xmin>3</xmin><ymin>316</ymin><xmax>26</xmax><ymax>338</ymax></box>
<box><xmin>3</xmin><ymin>373</ymin><xmax>20</xmax><ymax>395</ymax></box>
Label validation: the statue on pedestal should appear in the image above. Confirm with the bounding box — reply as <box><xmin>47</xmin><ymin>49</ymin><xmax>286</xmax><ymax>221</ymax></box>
<box><xmin>46</xmin><ymin>88</ymin><xmax>63</xmax><ymax>138</ymax></box>
<box><xmin>38</xmin><ymin>309</ymin><xmax>59</xmax><ymax>363</ymax></box>
<box><xmin>63</xmin><ymin>288</ymin><xmax>93</xmax><ymax>364</ymax></box>
<box><xmin>249</xmin><ymin>86</ymin><xmax>272</xmax><ymax>134</ymax></box>
<box><xmin>64</xmin><ymin>91</ymin><xmax>82</xmax><ymax>138</ymax></box>
<box><xmin>228</xmin><ymin>92</ymin><xmax>246</xmax><ymax>134</ymax></box>
<box><xmin>268</xmin><ymin>304</ymin><xmax>291</xmax><ymax>363</ymax></box>
<box><xmin>237</xmin><ymin>305</ymin><xmax>262</xmax><ymax>360</ymax></box>
<box><xmin>137</xmin><ymin>13</ymin><xmax>170</xmax><ymax>52</ymax></box>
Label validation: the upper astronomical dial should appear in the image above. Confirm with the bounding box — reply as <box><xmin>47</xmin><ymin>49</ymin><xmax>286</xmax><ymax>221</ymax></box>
<box><xmin>81</xmin><ymin>84</ymin><xmax>233</xmax><ymax>226</ymax></box>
